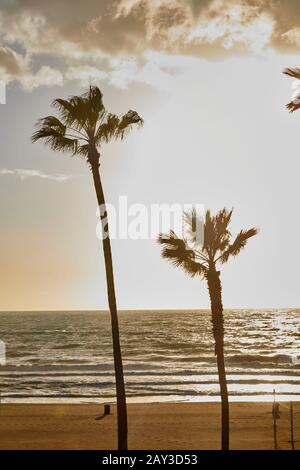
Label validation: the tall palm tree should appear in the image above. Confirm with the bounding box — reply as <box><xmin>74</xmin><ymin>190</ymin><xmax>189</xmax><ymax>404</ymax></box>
<box><xmin>32</xmin><ymin>86</ymin><xmax>143</xmax><ymax>450</ymax></box>
<box><xmin>158</xmin><ymin>208</ymin><xmax>258</xmax><ymax>450</ymax></box>
<box><xmin>283</xmin><ymin>67</ymin><xmax>300</xmax><ymax>112</ymax></box>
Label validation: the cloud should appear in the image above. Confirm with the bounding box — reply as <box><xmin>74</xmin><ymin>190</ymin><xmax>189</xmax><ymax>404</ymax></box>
<box><xmin>0</xmin><ymin>168</ymin><xmax>14</xmax><ymax>175</ymax></box>
<box><xmin>0</xmin><ymin>45</ymin><xmax>63</xmax><ymax>90</ymax></box>
<box><xmin>114</xmin><ymin>0</ymin><xmax>275</xmax><ymax>55</ymax></box>
<box><xmin>0</xmin><ymin>168</ymin><xmax>72</xmax><ymax>182</ymax></box>
<box><xmin>1</xmin><ymin>1</ymin><xmax>300</xmax><ymax>91</ymax></box>
<box><xmin>282</xmin><ymin>27</ymin><xmax>300</xmax><ymax>47</ymax></box>
<box><xmin>20</xmin><ymin>66</ymin><xmax>64</xmax><ymax>91</ymax></box>
<box><xmin>65</xmin><ymin>65</ymin><xmax>107</xmax><ymax>87</ymax></box>
<box><xmin>187</xmin><ymin>2</ymin><xmax>274</xmax><ymax>54</ymax></box>
<box><xmin>109</xmin><ymin>56</ymin><xmax>174</xmax><ymax>90</ymax></box>
<box><xmin>0</xmin><ymin>46</ymin><xmax>28</xmax><ymax>83</ymax></box>
<box><xmin>0</xmin><ymin>46</ymin><xmax>25</xmax><ymax>75</ymax></box>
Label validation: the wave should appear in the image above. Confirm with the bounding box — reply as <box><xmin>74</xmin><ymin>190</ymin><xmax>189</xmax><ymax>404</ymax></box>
<box><xmin>3</xmin><ymin>390</ymin><xmax>300</xmax><ymax>399</ymax></box>
<box><xmin>1</xmin><ymin>365</ymin><xmax>300</xmax><ymax>377</ymax></box>
<box><xmin>225</xmin><ymin>354</ymin><xmax>294</xmax><ymax>365</ymax></box>
<box><xmin>51</xmin><ymin>343</ymin><xmax>82</xmax><ymax>350</ymax></box>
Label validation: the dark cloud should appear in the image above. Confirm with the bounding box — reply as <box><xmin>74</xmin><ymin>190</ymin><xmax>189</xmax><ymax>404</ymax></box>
<box><xmin>1</xmin><ymin>0</ymin><xmax>300</xmax><ymax>89</ymax></box>
<box><xmin>1</xmin><ymin>0</ymin><xmax>300</xmax><ymax>57</ymax></box>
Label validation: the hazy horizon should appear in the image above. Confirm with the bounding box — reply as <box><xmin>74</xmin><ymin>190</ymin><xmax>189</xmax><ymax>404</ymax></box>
<box><xmin>0</xmin><ymin>307</ymin><xmax>299</xmax><ymax>314</ymax></box>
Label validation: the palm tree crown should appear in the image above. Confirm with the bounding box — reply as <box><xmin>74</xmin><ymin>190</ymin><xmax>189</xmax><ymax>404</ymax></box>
<box><xmin>32</xmin><ymin>86</ymin><xmax>143</xmax><ymax>165</ymax></box>
<box><xmin>158</xmin><ymin>208</ymin><xmax>258</xmax><ymax>277</ymax></box>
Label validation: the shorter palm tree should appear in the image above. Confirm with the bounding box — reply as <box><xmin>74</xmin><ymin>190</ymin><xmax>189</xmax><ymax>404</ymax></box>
<box><xmin>283</xmin><ymin>67</ymin><xmax>300</xmax><ymax>112</ymax></box>
<box><xmin>158</xmin><ymin>208</ymin><xmax>258</xmax><ymax>450</ymax></box>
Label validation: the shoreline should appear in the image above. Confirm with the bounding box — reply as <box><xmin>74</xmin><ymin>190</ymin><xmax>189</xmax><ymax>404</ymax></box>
<box><xmin>0</xmin><ymin>402</ymin><xmax>298</xmax><ymax>450</ymax></box>
<box><xmin>1</xmin><ymin>394</ymin><xmax>300</xmax><ymax>404</ymax></box>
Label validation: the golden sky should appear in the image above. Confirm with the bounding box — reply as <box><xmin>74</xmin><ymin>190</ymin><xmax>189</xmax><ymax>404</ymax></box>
<box><xmin>1</xmin><ymin>0</ymin><xmax>300</xmax><ymax>310</ymax></box>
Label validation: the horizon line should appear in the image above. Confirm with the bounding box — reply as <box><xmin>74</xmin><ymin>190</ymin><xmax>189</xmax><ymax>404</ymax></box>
<box><xmin>0</xmin><ymin>307</ymin><xmax>298</xmax><ymax>313</ymax></box>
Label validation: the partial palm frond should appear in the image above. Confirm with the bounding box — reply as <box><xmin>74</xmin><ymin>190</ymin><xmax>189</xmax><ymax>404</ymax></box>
<box><xmin>76</xmin><ymin>143</ymin><xmax>90</xmax><ymax>158</ymax></box>
<box><xmin>52</xmin><ymin>97</ymin><xmax>91</xmax><ymax>134</ymax></box>
<box><xmin>286</xmin><ymin>100</ymin><xmax>300</xmax><ymax>113</ymax></box>
<box><xmin>116</xmin><ymin>110</ymin><xmax>144</xmax><ymax>140</ymax></box>
<box><xmin>95</xmin><ymin>113</ymin><xmax>120</xmax><ymax>144</ymax></box>
<box><xmin>158</xmin><ymin>231</ymin><xmax>207</xmax><ymax>278</ymax></box>
<box><xmin>283</xmin><ymin>67</ymin><xmax>300</xmax><ymax>79</ymax></box>
<box><xmin>95</xmin><ymin>110</ymin><xmax>143</xmax><ymax>143</ymax></box>
<box><xmin>83</xmin><ymin>86</ymin><xmax>104</xmax><ymax>113</ymax></box>
<box><xmin>183</xmin><ymin>209</ymin><xmax>205</xmax><ymax>248</ymax></box>
<box><xmin>37</xmin><ymin>116</ymin><xmax>66</xmax><ymax>133</ymax></box>
<box><xmin>202</xmin><ymin>208</ymin><xmax>232</xmax><ymax>258</ymax></box>
<box><xmin>218</xmin><ymin>228</ymin><xmax>258</xmax><ymax>263</ymax></box>
<box><xmin>31</xmin><ymin>113</ymin><xmax>81</xmax><ymax>154</ymax></box>
<box><xmin>69</xmin><ymin>87</ymin><xmax>105</xmax><ymax>133</ymax></box>
<box><xmin>214</xmin><ymin>208</ymin><xmax>232</xmax><ymax>253</ymax></box>
<box><xmin>214</xmin><ymin>208</ymin><xmax>232</xmax><ymax>238</ymax></box>
<box><xmin>32</xmin><ymin>125</ymin><xmax>78</xmax><ymax>154</ymax></box>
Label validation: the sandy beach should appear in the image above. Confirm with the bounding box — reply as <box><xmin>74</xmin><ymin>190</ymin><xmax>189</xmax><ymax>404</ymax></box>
<box><xmin>0</xmin><ymin>402</ymin><xmax>298</xmax><ymax>450</ymax></box>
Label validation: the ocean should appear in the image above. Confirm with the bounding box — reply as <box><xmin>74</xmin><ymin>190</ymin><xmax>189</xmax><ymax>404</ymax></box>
<box><xmin>0</xmin><ymin>309</ymin><xmax>299</xmax><ymax>403</ymax></box>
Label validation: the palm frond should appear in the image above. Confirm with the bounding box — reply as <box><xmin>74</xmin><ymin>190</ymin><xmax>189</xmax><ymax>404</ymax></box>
<box><xmin>95</xmin><ymin>113</ymin><xmax>120</xmax><ymax>144</ymax></box>
<box><xmin>214</xmin><ymin>208</ymin><xmax>233</xmax><ymax>237</ymax></box>
<box><xmin>83</xmin><ymin>86</ymin><xmax>104</xmax><ymax>113</ymax></box>
<box><xmin>283</xmin><ymin>67</ymin><xmax>300</xmax><ymax>79</ymax></box>
<box><xmin>158</xmin><ymin>231</ymin><xmax>207</xmax><ymax>278</ymax></box>
<box><xmin>183</xmin><ymin>209</ymin><xmax>205</xmax><ymax>248</ymax></box>
<box><xmin>95</xmin><ymin>110</ymin><xmax>143</xmax><ymax>144</ymax></box>
<box><xmin>53</xmin><ymin>88</ymin><xmax>105</xmax><ymax>136</ymax></box>
<box><xmin>202</xmin><ymin>208</ymin><xmax>232</xmax><ymax>258</ymax></box>
<box><xmin>32</xmin><ymin>115</ymin><xmax>78</xmax><ymax>152</ymax></box>
<box><xmin>32</xmin><ymin>125</ymin><xmax>78</xmax><ymax>154</ymax></box>
<box><xmin>286</xmin><ymin>100</ymin><xmax>300</xmax><ymax>113</ymax></box>
<box><xmin>116</xmin><ymin>110</ymin><xmax>144</xmax><ymax>140</ymax></box>
<box><xmin>218</xmin><ymin>228</ymin><xmax>258</xmax><ymax>263</ymax></box>
<box><xmin>70</xmin><ymin>93</ymin><xmax>101</xmax><ymax>133</ymax></box>
<box><xmin>52</xmin><ymin>97</ymin><xmax>90</xmax><ymax>133</ymax></box>
<box><xmin>76</xmin><ymin>144</ymin><xmax>90</xmax><ymax>158</ymax></box>
<box><xmin>37</xmin><ymin>116</ymin><xmax>66</xmax><ymax>133</ymax></box>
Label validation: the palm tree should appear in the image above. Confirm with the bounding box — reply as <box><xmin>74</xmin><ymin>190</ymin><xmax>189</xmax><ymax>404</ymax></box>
<box><xmin>283</xmin><ymin>67</ymin><xmax>300</xmax><ymax>112</ymax></box>
<box><xmin>158</xmin><ymin>208</ymin><xmax>258</xmax><ymax>450</ymax></box>
<box><xmin>32</xmin><ymin>86</ymin><xmax>143</xmax><ymax>450</ymax></box>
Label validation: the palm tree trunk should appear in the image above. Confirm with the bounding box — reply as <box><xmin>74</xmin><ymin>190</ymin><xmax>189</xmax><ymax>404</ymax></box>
<box><xmin>91</xmin><ymin>162</ymin><xmax>128</xmax><ymax>451</ymax></box>
<box><xmin>207</xmin><ymin>267</ymin><xmax>229</xmax><ymax>450</ymax></box>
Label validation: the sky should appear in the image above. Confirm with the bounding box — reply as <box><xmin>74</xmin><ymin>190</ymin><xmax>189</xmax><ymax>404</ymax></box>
<box><xmin>1</xmin><ymin>0</ymin><xmax>300</xmax><ymax>311</ymax></box>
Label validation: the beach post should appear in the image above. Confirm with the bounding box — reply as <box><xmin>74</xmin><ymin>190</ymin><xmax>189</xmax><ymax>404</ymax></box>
<box><xmin>104</xmin><ymin>403</ymin><xmax>111</xmax><ymax>415</ymax></box>
<box><xmin>290</xmin><ymin>401</ymin><xmax>295</xmax><ymax>450</ymax></box>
